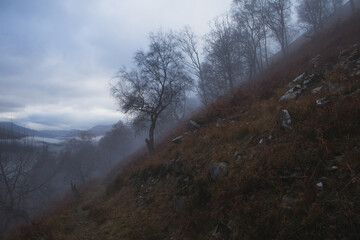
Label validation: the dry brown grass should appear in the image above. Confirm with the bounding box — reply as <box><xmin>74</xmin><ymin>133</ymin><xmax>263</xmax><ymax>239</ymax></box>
<box><xmin>5</xmin><ymin>9</ymin><xmax>360</xmax><ymax>240</ymax></box>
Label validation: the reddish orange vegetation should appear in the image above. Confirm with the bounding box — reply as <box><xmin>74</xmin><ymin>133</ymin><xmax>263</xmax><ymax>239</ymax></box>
<box><xmin>5</xmin><ymin>11</ymin><xmax>360</xmax><ymax>240</ymax></box>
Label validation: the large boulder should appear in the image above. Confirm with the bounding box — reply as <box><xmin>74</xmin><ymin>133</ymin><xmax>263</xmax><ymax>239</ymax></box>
<box><xmin>209</xmin><ymin>162</ymin><xmax>228</xmax><ymax>181</ymax></box>
<box><xmin>280</xmin><ymin>109</ymin><xmax>292</xmax><ymax>131</ymax></box>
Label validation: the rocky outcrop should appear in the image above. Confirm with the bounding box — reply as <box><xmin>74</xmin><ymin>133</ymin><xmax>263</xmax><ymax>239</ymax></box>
<box><xmin>280</xmin><ymin>73</ymin><xmax>321</xmax><ymax>102</ymax></box>
<box><xmin>339</xmin><ymin>46</ymin><xmax>360</xmax><ymax>69</ymax></box>
<box><xmin>310</xmin><ymin>54</ymin><xmax>321</xmax><ymax>68</ymax></box>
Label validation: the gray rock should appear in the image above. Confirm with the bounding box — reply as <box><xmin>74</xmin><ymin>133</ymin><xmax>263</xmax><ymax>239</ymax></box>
<box><xmin>279</xmin><ymin>88</ymin><xmax>301</xmax><ymax>101</ymax></box>
<box><xmin>316</xmin><ymin>97</ymin><xmax>331</xmax><ymax>105</ymax></box>
<box><xmin>280</xmin><ymin>109</ymin><xmax>292</xmax><ymax>131</ymax></box>
<box><xmin>172</xmin><ymin>135</ymin><xmax>184</xmax><ymax>144</ymax></box>
<box><xmin>310</xmin><ymin>54</ymin><xmax>321</xmax><ymax>68</ymax></box>
<box><xmin>233</xmin><ymin>151</ymin><xmax>241</xmax><ymax>161</ymax></box>
<box><xmin>171</xmin><ymin>132</ymin><xmax>191</xmax><ymax>144</ymax></box>
<box><xmin>280</xmin><ymin>73</ymin><xmax>318</xmax><ymax>102</ymax></box>
<box><xmin>339</xmin><ymin>49</ymin><xmax>350</xmax><ymax>61</ymax></box>
<box><xmin>189</xmin><ymin>120</ymin><xmax>200</xmax><ymax>130</ymax></box>
<box><xmin>347</xmin><ymin>60</ymin><xmax>358</xmax><ymax>69</ymax></box>
<box><xmin>348</xmin><ymin>49</ymin><xmax>360</xmax><ymax>61</ymax></box>
<box><xmin>328</xmin><ymin>165</ymin><xmax>338</xmax><ymax>171</ymax></box>
<box><xmin>292</xmin><ymin>72</ymin><xmax>305</xmax><ymax>83</ymax></box>
<box><xmin>312</xmin><ymin>86</ymin><xmax>323</xmax><ymax>94</ymax></box>
<box><xmin>209</xmin><ymin>162</ymin><xmax>228</xmax><ymax>181</ymax></box>
<box><xmin>316</xmin><ymin>182</ymin><xmax>323</xmax><ymax>190</ymax></box>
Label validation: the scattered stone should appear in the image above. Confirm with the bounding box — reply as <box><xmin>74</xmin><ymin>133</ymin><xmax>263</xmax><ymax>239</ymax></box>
<box><xmin>209</xmin><ymin>162</ymin><xmax>228</xmax><ymax>181</ymax></box>
<box><xmin>316</xmin><ymin>97</ymin><xmax>331</xmax><ymax>105</ymax></box>
<box><xmin>233</xmin><ymin>151</ymin><xmax>241</xmax><ymax>161</ymax></box>
<box><xmin>280</xmin><ymin>172</ymin><xmax>300</xmax><ymax>181</ymax></box>
<box><xmin>339</xmin><ymin>49</ymin><xmax>350</xmax><ymax>61</ymax></box>
<box><xmin>347</xmin><ymin>60</ymin><xmax>358</xmax><ymax>69</ymax></box>
<box><xmin>328</xmin><ymin>165</ymin><xmax>339</xmax><ymax>171</ymax></box>
<box><xmin>172</xmin><ymin>135</ymin><xmax>184</xmax><ymax>144</ymax></box>
<box><xmin>171</xmin><ymin>132</ymin><xmax>191</xmax><ymax>144</ymax></box>
<box><xmin>280</xmin><ymin>109</ymin><xmax>292</xmax><ymax>131</ymax></box>
<box><xmin>279</xmin><ymin>87</ymin><xmax>301</xmax><ymax>101</ymax></box>
<box><xmin>312</xmin><ymin>86</ymin><xmax>323</xmax><ymax>94</ymax></box>
<box><xmin>216</xmin><ymin>118</ymin><xmax>225</xmax><ymax>127</ymax></box>
<box><xmin>310</xmin><ymin>55</ymin><xmax>321</xmax><ymax>68</ymax></box>
<box><xmin>316</xmin><ymin>182</ymin><xmax>323</xmax><ymax>189</ymax></box>
<box><xmin>292</xmin><ymin>73</ymin><xmax>306</xmax><ymax>84</ymax></box>
<box><xmin>188</xmin><ymin>120</ymin><xmax>200</xmax><ymax>130</ymax></box>
<box><xmin>259</xmin><ymin>139</ymin><xmax>264</xmax><ymax>144</ymax></box>
<box><xmin>348</xmin><ymin>49</ymin><xmax>360</xmax><ymax>61</ymax></box>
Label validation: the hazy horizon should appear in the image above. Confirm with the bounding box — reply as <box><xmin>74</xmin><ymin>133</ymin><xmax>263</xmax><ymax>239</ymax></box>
<box><xmin>0</xmin><ymin>0</ymin><xmax>232</xmax><ymax>131</ymax></box>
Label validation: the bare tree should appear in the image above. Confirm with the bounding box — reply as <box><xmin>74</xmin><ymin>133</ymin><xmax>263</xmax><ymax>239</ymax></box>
<box><xmin>262</xmin><ymin>0</ymin><xmax>292</xmax><ymax>55</ymax></box>
<box><xmin>176</xmin><ymin>26</ymin><xmax>210</xmax><ymax>105</ymax></box>
<box><xmin>331</xmin><ymin>0</ymin><xmax>344</xmax><ymax>13</ymax></box>
<box><xmin>199</xmin><ymin>61</ymin><xmax>230</xmax><ymax>103</ymax></box>
<box><xmin>297</xmin><ymin>0</ymin><xmax>332</xmax><ymax>31</ymax></box>
<box><xmin>99</xmin><ymin>121</ymin><xmax>133</xmax><ymax>164</ymax></box>
<box><xmin>232</xmin><ymin>0</ymin><xmax>267</xmax><ymax>79</ymax></box>
<box><xmin>205</xmin><ymin>16</ymin><xmax>241</xmax><ymax>91</ymax></box>
<box><xmin>61</xmin><ymin>138</ymin><xmax>100</xmax><ymax>183</ymax></box>
<box><xmin>112</xmin><ymin>31</ymin><xmax>192</xmax><ymax>155</ymax></box>
<box><xmin>0</xmin><ymin>142</ymin><xmax>57</xmax><ymax>235</ymax></box>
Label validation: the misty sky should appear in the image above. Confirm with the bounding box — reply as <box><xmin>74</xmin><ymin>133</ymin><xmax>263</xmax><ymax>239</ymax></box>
<box><xmin>0</xmin><ymin>0</ymin><xmax>231</xmax><ymax>130</ymax></box>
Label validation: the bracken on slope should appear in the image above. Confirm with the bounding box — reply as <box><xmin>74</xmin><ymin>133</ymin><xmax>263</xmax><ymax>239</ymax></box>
<box><xmin>5</xmin><ymin>10</ymin><xmax>360</xmax><ymax>240</ymax></box>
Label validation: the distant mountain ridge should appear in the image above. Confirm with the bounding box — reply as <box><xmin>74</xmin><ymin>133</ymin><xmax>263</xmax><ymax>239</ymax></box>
<box><xmin>0</xmin><ymin>122</ymin><xmax>113</xmax><ymax>139</ymax></box>
<box><xmin>64</xmin><ymin>125</ymin><xmax>112</xmax><ymax>137</ymax></box>
<box><xmin>0</xmin><ymin>125</ymin><xmax>26</xmax><ymax>139</ymax></box>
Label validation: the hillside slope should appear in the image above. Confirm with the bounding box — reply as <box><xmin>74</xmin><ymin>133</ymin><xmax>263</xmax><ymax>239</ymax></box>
<box><xmin>5</xmin><ymin>12</ymin><xmax>360</xmax><ymax>240</ymax></box>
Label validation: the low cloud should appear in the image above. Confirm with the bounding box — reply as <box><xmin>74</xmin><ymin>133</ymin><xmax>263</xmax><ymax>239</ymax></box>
<box><xmin>0</xmin><ymin>0</ymin><xmax>231</xmax><ymax>130</ymax></box>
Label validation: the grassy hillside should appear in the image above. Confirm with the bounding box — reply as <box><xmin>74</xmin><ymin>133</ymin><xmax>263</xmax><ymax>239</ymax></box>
<box><xmin>5</xmin><ymin>11</ymin><xmax>360</xmax><ymax>240</ymax></box>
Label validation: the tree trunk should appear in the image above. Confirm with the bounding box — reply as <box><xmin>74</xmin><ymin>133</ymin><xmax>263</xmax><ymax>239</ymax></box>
<box><xmin>146</xmin><ymin>120</ymin><xmax>156</xmax><ymax>156</ymax></box>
